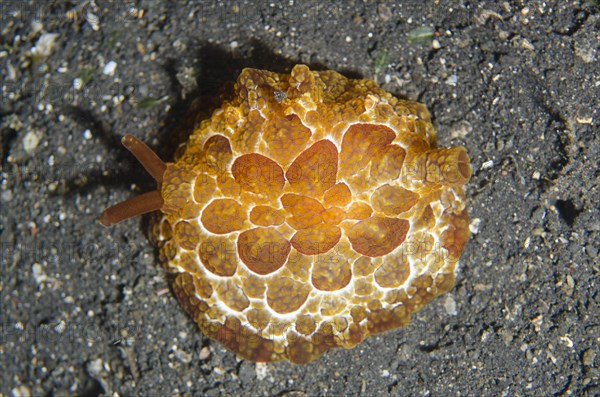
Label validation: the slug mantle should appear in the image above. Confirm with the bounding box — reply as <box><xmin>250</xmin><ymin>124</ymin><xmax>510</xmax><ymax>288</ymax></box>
<box><xmin>101</xmin><ymin>64</ymin><xmax>471</xmax><ymax>364</ymax></box>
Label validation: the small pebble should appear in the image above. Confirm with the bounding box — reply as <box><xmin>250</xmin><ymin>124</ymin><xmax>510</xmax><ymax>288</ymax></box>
<box><xmin>582</xmin><ymin>349</ymin><xmax>596</xmax><ymax>366</ymax></box>
<box><xmin>31</xmin><ymin>20</ymin><xmax>44</xmax><ymax>35</ymax></box>
<box><xmin>32</xmin><ymin>263</ymin><xmax>47</xmax><ymax>284</ymax></box>
<box><xmin>481</xmin><ymin>160</ymin><xmax>494</xmax><ymax>170</ymax></box>
<box><xmin>86</xmin><ymin>358</ymin><xmax>104</xmax><ymax>376</ymax></box>
<box><xmin>469</xmin><ymin>218</ymin><xmax>481</xmax><ymax>234</ymax></box>
<box><xmin>199</xmin><ymin>346</ymin><xmax>211</xmax><ymax>360</ymax></box>
<box><xmin>73</xmin><ymin>78</ymin><xmax>83</xmax><ymax>90</ymax></box>
<box><xmin>377</xmin><ymin>4</ymin><xmax>392</xmax><ymax>21</ymax></box>
<box><xmin>103</xmin><ymin>61</ymin><xmax>117</xmax><ymax>76</ymax></box>
<box><xmin>574</xmin><ymin>41</ymin><xmax>597</xmax><ymax>63</ymax></box>
<box><xmin>1</xmin><ymin>190</ymin><xmax>14</xmax><ymax>202</ymax></box>
<box><xmin>23</xmin><ymin>130</ymin><xmax>42</xmax><ymax>153</ymax></box>
<box><xmin>174</xmin><ymin>348</ymin><xmax>192</xmax><ymax>364</ymax></box>
<box><xmin>6</xmin><ymin>61</ymin><xmax>17</xmax><ymax>80</ymax></box>
<box><xmin>255</xmin><ymin>362</ymin><xmax>269</xmax><ymax>380</ymax></box>
<box><xmin>11</xmin><ymin>385</ymin><xmax>31</xmax><ymax>397</ymax></box>
<box><xmin>444</xmin><ymin>295</ymin><xmax>457</xmax><ymax>315</ymax></box>
<box><xmin>445</xmin><ymin>74</ymin><xmax>458</xmax><ymax>86</ymax></box>
<box><xmin>450</xmin><ymin>120</ymin><xmax>473</xmax><ymax>139</ymax></box>
<box><xmin>30</xmin><ymin>33</ymin><xmax>60</xmax><ymax>58</ymax></box>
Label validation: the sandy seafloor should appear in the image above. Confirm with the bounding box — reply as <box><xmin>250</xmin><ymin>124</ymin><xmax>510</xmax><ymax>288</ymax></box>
<box><xmin>1</xmin><ymin>1</ymin><xmax>599</xmax><ymax>396</ymax></box>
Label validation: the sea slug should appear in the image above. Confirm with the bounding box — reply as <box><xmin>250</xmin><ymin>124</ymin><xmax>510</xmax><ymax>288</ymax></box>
<box><xmin>101</xmin><ymin>64</ymin><xmax>471</xmax><ymax>364</ymax></box>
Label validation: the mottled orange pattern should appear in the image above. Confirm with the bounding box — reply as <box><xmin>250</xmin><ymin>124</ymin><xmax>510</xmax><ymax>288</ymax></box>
<box><xmin>103</xmin><ymin>65</ymin><xmax>471</xmax><ymax>364</ymax></box>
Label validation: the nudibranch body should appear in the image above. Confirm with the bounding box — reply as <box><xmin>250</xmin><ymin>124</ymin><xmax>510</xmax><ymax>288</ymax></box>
<box><xmin>101</xmin><ymin>64</ymin><xmax>471</xmax><ymax>364</ymax></box>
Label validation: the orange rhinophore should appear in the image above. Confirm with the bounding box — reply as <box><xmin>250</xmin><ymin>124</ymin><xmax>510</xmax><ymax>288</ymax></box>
<box><xmin>101</xmin><ymin>65</ymin><xmax>471</xmax><ymax>364</ymax></box>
